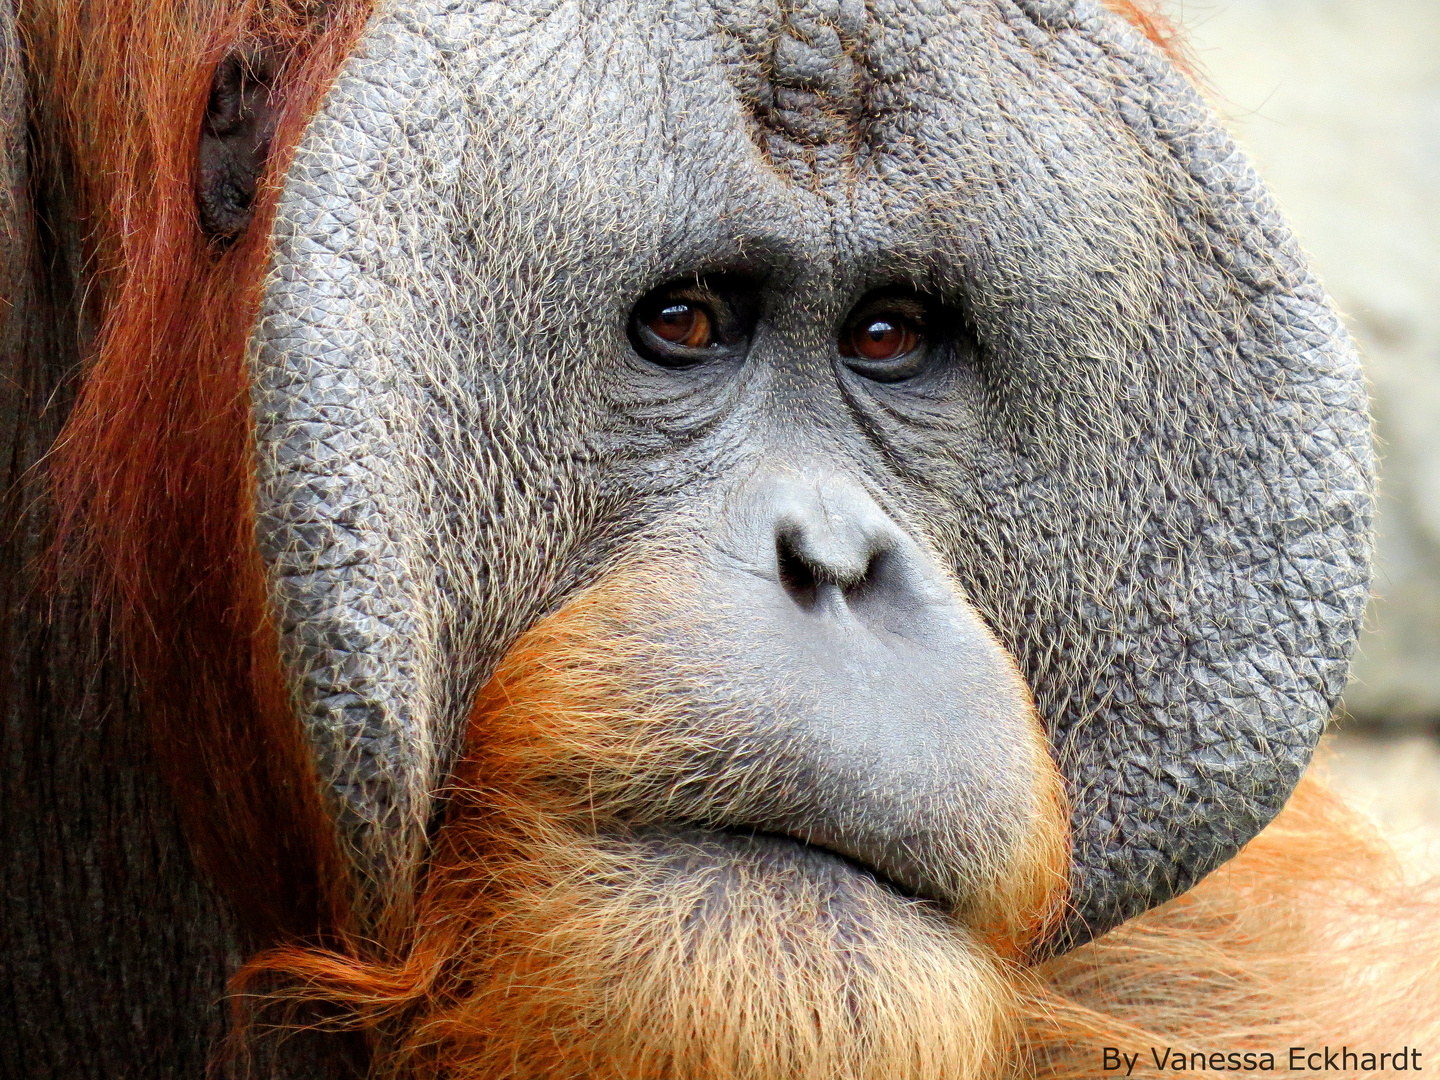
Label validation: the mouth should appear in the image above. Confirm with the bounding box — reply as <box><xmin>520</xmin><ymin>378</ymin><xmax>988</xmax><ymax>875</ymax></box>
<box><xmin>619</xmin><ymin>826</ymin><xmax>940</xmax><ymax>911</ymax></box>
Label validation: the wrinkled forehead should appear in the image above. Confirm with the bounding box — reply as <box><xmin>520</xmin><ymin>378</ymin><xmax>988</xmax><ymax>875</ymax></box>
<box><xmin>296</xmin><ymin>0</ymin><xmax>1159</xmax><ymax>291</ymax></box>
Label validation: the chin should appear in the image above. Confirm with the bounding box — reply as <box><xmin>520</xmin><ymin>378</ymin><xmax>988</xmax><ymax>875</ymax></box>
<box><xmin>380</xmin><ymin>822</ymin><xmax>1023</xmax><ymax>1080</ymax></box>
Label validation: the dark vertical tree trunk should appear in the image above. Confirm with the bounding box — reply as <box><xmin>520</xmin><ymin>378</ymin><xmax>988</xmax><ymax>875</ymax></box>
<box><xmin>0</xmin><ymin>6</ymin><xmax>240</xmax><ymax>1072</ymax></box>
<box><xmin>0</xmin><ymin>8</ymin><xmax>363</xmax><ymax>1074</ymax></box>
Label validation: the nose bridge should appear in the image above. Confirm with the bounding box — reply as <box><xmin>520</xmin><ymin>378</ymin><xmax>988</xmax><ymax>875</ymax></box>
<box><xmin>720</xmin><ymin>464</ymin><xmax>899</xmax><ymax>570</ymax></box>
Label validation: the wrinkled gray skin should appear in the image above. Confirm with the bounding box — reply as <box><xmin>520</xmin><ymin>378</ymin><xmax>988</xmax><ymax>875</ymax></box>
<box><xmin>253</xmin><ymin>0</ymin><xmax>1373</xmax><ymax>948</ymax></box>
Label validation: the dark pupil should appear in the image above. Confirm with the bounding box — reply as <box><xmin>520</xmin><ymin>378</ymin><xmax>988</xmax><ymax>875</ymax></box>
<box><xmin>856</xmin><ymin>319</ymin><xmax>906</xmax><ymax>360</ymax></box>
<box><xmin>654</xmin><ymin>304</ymin><xmax>698</xmax><ymax>343</ymax></box>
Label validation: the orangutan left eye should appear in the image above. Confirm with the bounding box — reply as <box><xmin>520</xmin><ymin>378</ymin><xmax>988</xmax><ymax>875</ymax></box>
<box><xmin>838</xmin><ymin>299</ymin><xmax>932</xmax><ymax>382</ymax></box>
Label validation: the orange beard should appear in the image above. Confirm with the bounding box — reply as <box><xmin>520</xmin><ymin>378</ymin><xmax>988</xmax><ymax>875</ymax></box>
<box><xmin>384</xmin><ymin>823</ymin><xmax>1027</xmax><ymax>1080</ymax></box>
<box><xmin>233</xmin><ymin>574</ymin><xmax>1440</xmax><ymax>1079</ymax></box>
<box><xmin>236</xmin><ymin>569</ymin><xmax>1070</xmax><ymax>1079</ymax></box>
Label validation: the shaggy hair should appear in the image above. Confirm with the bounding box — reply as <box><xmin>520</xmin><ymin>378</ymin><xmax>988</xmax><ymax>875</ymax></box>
<box><xmin>23</xmin><ymin>0</ymin><xmax>375</xmax><ymax>940</ymax></box>
<box><xmin>232</xmin><ymin>572</ymin><xmax>1067</xmax><ymax>1078</ymax></box>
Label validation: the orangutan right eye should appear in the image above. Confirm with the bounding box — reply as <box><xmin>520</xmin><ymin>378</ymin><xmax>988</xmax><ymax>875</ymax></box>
<box><xmin>629</xmin><ymin>279</ymin><xmax>757</xmax><ymax>368</ymax></box>
<box><xmin>647</xmin><ymin>303</ymin><xmax>713</xmax><ymax>349</ymax></box>
<box><xmin>840</xmin><ymin>315</ymin><xmax>922</xmax><ymax>365</ymax></box>
<box><xmin>837</xmin><ymin>293</ymin><xmax>935</xmax><ymax>383</ymax></box>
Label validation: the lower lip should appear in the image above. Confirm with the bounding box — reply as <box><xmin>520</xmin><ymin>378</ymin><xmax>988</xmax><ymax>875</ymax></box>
<box><xmin>617</xmin><ymin>825</ymin><xmax>922</xmax><ymax>903</ymax></box>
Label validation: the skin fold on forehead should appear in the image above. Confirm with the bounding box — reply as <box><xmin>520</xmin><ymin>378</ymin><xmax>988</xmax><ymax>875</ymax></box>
<box><xmin>251</xmin><ymin>0</ymin><xmax>1372</xmax><ymax>944</ymax></box>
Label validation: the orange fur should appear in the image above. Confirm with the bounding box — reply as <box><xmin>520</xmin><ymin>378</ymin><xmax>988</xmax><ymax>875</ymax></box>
<box><xmin>237</xmin><ymin>744</ymin><xmax>1440</xmax><ymax>1079</ymax></box>
<box><xmin>232</xmin><ymin>570</ymin><xmax>1070</xmax><ymax>1078</ymax></box>
<box><xmin>1103</xmin><ymin>0</ymin><xmax>1193</xmax><ymax>71</ymax></box>
<box><xmin>1018</xmin><ymin>774</ymin><xmax>1440</xmax><ymax>1078</ymax></box>
<box><xmin>23</xmin><ymin>0</ymin><xmax>376</xmax><ymax>942</ymax></box>
<box><xmin>227</xmin><ymin>579</ymin><xmax>1440</xmax><ymax>1077</ymax></box>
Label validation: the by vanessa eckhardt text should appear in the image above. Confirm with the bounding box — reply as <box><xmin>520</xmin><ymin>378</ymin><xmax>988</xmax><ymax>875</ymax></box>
<box><xmin>1101</xmin><ymin>1046</ymin><xmax>1425</xmax><ymax>1074</ymax></box>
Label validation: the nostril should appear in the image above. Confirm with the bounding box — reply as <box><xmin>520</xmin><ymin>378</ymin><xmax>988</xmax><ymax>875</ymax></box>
<box><xmin>776</xmin><ymin>533</ymin><xmax>820</xmax><ymax>611</ymax></box>
<box><xmin>777</xmin><ymin>533</ymin><xmax>890</xmax><ymax>614</ymax></box>
<box><xmin>842</xmin><ymin>549</ymin><xmax>886</xmax><ymax>605</ymax></box>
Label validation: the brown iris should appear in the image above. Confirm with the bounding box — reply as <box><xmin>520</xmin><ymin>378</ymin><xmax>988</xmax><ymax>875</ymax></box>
<box><xmin>840</xmin><ymin>315</ymin><xmax>920</xmax><ymax>363</ymax></box>
<box><xmin>647</xmin><ymin>303</ymin><xmax>713</xmax><ymax>349</ymax></box>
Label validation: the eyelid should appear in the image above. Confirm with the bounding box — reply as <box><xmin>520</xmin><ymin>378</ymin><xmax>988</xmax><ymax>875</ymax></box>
<box><xmin>668</xmin><ymin>283</ymin><xmax>720</xmax><ymax>301</ymax></box>
<box><xmin>849</xmin><ymin>297</ymin><xmax>927</xmax><ymax>326</ymax></box>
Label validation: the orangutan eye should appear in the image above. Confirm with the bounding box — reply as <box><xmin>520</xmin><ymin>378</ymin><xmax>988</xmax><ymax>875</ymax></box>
<box><xmin>841</xmin><ymin>317</ymin><xmax>920</xmax><ymax>363</ymax></box>
<box><xmin>647</xmin><ymin>303</ymin><xmax>713</xmax><ymax>349</ymax></box>
<box><xmin>629</xmin><ymin>278</ymin><xmax>757</xmax><ymax>368</ymax></box>
<box><xmin>839</xmin><ymin>296</ymin><xmax>932</xmax><ymax>382</ymax></box>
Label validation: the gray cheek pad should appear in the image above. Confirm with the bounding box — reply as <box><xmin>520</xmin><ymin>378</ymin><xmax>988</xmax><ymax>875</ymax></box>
<box><xmin>922</xmin><ymin>0</ymin><xmax>1373</xmax><ymax>948</ymax></box>
<box><xmin>248</xmin><ymin>0</ymin><xmax>1374</xmax><ymax>945</ymax></box>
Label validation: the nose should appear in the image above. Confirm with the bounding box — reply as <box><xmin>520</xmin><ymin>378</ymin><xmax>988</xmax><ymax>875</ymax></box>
<box><xmin>774</xmin><ymin>482</ymin><xmax>887</xmax><ymax>611</ymax></box>
<box><xmin>728</xmin><ymin>469</ymin><xmax>951</xmax><ymax>641</ymax></box>
<box><xmin>698</xmin><ymin>465</ymin><xmax>1045</xmax><ymax>905</ymax></box>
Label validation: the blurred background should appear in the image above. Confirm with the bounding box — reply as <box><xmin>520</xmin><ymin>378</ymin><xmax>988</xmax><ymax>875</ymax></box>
<box><xmin>1156</xmin><ymin>0</ymin><xmax>1439</xmax><ymax>860</ymax></box>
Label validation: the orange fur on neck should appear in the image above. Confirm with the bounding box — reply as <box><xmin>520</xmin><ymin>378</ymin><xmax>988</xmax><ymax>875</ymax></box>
<box><xmin>231</xmin><ymin>581</ymin><xmax>1439</xmax><ymax>1080</ymax></box>
<box><xmin>232</xmin><ymin>570</ymin><xmax>1068</xmax><ymax>1078</ymax></box>
<box><xmin>1017</xmin><ymin>773</ymin><xmax>1440</xmax><ymax>1078</ymax></box>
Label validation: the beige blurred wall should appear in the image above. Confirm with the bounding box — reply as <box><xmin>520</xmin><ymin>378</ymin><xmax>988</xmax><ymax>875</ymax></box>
<box><xmin>1157</xmin><ymin>0</ymin><xmax>1440</xmax><ymax>726</ymax></box>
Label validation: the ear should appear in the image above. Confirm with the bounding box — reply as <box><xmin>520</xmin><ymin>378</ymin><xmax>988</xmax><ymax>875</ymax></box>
<box><xmin>197</xmin><ymin>48</ymin><xmax>280</xmax><ymax>241</ymax></box>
